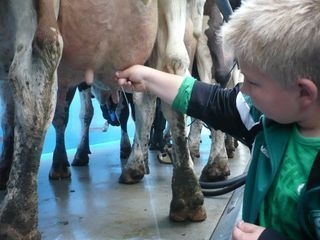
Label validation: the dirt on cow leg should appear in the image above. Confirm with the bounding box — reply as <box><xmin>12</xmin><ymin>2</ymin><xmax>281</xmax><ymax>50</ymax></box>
<box><xmin>225</xmin><ymin>135</ymin><xmax>237</xmax><ymax>158</ymax></box>
<box><xmin>188</xmin><ymin>119</ymin><xmax>202</xmax><ymax>161</ymax></box>
<box><xmin>119</xmin><ymin>140</ymin><xmax>150</xmax><ymax>184</ymax></box>
<box><xmin>0</xmin><ymin>130</ymin><xmax>45</xmax><ymax>240</ymax></box>
<box><xmin>170</xmin><ymin>167</ymin><xmax>207</xmax><ymax>222</ymax></box>
<box><xmin>199</xmin><ymin>161</ymin><xmax>231</xmax><ymax>182</ymax></box>
<box><xmin>0</xmin><ymin>224</ymin><xmax>41</xmax><ymax>240</ymax></box>
<box><xmin>0</xmin><ymin>184</ymin><xmax>39</xmax><ymax>238</ymax></box>
<box><xmin>118</xmin><ymin>166</ymin><xmax>145</xmax><ymax>184</ymax></box>
<box><xmin>118</xmin><ymin>155</ymin><xmax>146</xmax><ymax>184</ymax></box>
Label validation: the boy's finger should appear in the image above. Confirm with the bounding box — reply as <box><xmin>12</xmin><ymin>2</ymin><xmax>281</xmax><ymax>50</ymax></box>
<box><xmin>115</xmin><ymin>69</ymin><xmax>129</xmax><ymax>79</ymax></box>
<box><xmin>237</xmin><ymin>221</ymin><xmax>257</xmax><ymax>233</ymax></box>
<box><xmin>232</xmin><ymin>225</ymin><xmax>244</xmax><ymax>240</ymax></box>
<box><xmin>116</xmin><ymin>77</ymin><xmax>129</xmax><ymax>85</ymax></box>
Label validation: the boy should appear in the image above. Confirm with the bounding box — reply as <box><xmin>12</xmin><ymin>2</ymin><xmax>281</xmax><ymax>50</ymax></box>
<box><xmin>114</xmin><ymin>0</ymin><xmax>320</xmax><ymax>239</ymax></box>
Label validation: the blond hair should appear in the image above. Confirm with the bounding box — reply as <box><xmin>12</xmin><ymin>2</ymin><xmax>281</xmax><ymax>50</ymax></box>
<box><xmin>221</xmin><ymin>0</ymin><xmax>320</xmax><ymax>88</ymax></box>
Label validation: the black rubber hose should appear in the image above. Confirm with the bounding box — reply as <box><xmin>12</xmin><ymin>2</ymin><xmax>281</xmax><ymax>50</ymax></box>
<box><xmin>200</xmin><ymin>173</ymin><xmax>247</xmax><ymax>189</ymax></box>
<box><xmin>201</xmin><ymin>177</ymin><xmax>245</xmax><ymax>196</ymax></box>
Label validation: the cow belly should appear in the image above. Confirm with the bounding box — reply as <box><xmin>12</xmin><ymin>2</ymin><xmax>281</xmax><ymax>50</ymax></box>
<box><xmin>58</xmin><ymin>0</ymin><xmax>158</xmax><ymax>77</ymax></box>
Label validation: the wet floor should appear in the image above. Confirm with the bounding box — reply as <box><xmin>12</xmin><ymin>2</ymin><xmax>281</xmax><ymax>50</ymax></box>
<box><xmin>35</xmin><ymin>133</ymin><xmax>249</xmax><ymax>240</ymax></box>
<box><xmin>0</xmin><ymin>91</ymin><xmax>250</xmax><ymax>239</ymax></box>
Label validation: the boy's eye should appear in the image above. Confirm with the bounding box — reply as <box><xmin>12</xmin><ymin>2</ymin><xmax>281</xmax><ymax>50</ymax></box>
<box><xmin>247</xmin><ymin>80</ymin><xmax>259</xmax><ymax>86</ymax></box>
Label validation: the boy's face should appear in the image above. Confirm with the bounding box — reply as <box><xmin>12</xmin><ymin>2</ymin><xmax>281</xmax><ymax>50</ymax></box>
<box><xmin>240</xmin><ymin>63</ymin><xmax>301</xmax><ymax>124</ymax></box>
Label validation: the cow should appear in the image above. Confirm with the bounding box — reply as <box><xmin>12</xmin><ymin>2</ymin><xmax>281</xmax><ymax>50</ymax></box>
<box><xmin>53</xmin><ymin>0</ymin><xmax>208</xmax><ymax>223</ymax></box>
<box><xmin>0</xmin><ymin>0</ymin><xmax>212</xmax><ymax>238</ymax></box>
<box><xmin>143</xmin><ymin>0</ymin><xmax>208</xmax><ymax>221</ymax></box>
<box><xmin>155</xmin><ymin>0</ymin><xmax>242</xmax><ymax>181</ymax></box>
<box><xmin>0</xmin><ymin>0</ymin><xmax>158</xmax><ymax>238</ymax></box>
<box><xmin>48</xmin><ymin>0</ymin><xmax>158</xmax><ymax>182</ymax></box>
<box><xmin>188</xmin><ymin>0</ymin><xmax>241</xmax><ymax>181</ymax></box>
<box><xmin>50</xmin><ymin>0</ymin><xmax>207</xmax><ymax>224</ymax></box>
<box><xmin>1</xmin><ymin>0</ymin><xmax>247</xmax><ymax>237</ymax></box>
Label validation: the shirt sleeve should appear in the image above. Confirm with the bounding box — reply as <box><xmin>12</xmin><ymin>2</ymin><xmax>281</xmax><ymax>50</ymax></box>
<box><xmin>171</xmin><ymin>76</ymin><xmax>196</xmax><ymax>114</ymax></box>
<box><xmin>186</xmin><ymin>80</ymin><xmax>261</xmax><ymax>146</ymax></box>
<box><xmin>258</xmin><ymin>228</ymin><xmax>288</xmax><ymax>240</ymax></box>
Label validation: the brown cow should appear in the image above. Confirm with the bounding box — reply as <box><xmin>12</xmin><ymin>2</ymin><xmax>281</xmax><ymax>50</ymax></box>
<box><xmin>0</xmin><ymin>0</ymin><xmax>157</xmax><ymax>238</ymax></box>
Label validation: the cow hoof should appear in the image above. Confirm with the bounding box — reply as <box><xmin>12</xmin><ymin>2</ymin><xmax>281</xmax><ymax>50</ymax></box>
<box><xmin>170</xmin><ymin>194</ymin><xmax>207</xmax><ymax>222</ymax></box>
<box><xmin>170</xmin><ymin>168</ymin><xmax>207</xmax><ymax>222</ymax></box>
<box><xmin>118</xmin><ymin>168</ymin><xmax>144</xmax><ymax>184</ymax></box>
<box><xmin>199</xmin><ymin>173</ymin><xmax>228</xmax><ymax>182</ymax></box>
<box><xmin>199</xmin><ymin>165</ymin><xmax>230</xmax><ymax>182</ymax></box>
<box><xmin>49</xmin><ymin>166</ymin><xmax>71</xmax><ymax>180</ymax></box>
<box><xmin>72</xmin><ymin>154</ymin><xmax>89</xmax><ymax>166</ymax></box>
<box><xmin>0</xmin><ymin>224</ymin><xmax>41</xmax><ymax>240</ymax></box>
<box><xmin>170</xmin><ymin>206</ymin><xmax>207</xmax><ymax>222</ymax></box>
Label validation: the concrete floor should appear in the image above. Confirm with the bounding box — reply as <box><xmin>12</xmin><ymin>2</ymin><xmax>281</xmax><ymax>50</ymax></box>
<box><xmin>34</xmin><ymin>132</ymin><xmax>250</xmax><ymax>240</ymax></box>
<box><xmin>0</xmin><ymin>130</ymin><xmax>249</xmax><ymax>240</ymax></box>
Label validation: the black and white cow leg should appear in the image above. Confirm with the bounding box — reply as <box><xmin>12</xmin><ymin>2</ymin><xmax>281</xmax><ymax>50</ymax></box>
<box><xmin>119</xmin><ymin>92</ymin><xmax>156</xmax><ymax>184</ymax></box>
<box><xmin>225</xmin><ymin>134</ymin><xmax>237</xmax><ymax>159</ymax></box>
<box><xmin>188</xmin><ymin>118</ymin><xmax>202</xmax><ymax>160</ymax></box>
<box><xmin>120</xmin><ymin>129</ymin><xmax>132</xmax><ymax>159</ymax></box>
<box><xmin>162</xmin><ymin>103</ymin><xmax>206</xmax><ymax>222</ymax></box>
<box><xmin>72</xmin><ymin>86</ymin><xmax>93</xmax><ymax>166</ymax></box>
<box><xmin>0</xmin><ymin>0</ymin><xmax>63</xmax><ymax>238</ymax></box>
<box><xmin>200</xmin><ymin>129</ymin><xmax>230</xmax><ymax>182</ymax></box>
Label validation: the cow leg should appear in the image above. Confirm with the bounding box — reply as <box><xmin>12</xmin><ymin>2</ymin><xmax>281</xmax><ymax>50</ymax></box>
<box><xmin>118</xmin><ymin>92</ymin><xmax>132</xmax><ymax>159</ymax></box>
<box><xmin>120</xmin><ymin>130</ymin><xmax>131</xmax><ymax>159</ymax></box>
<box><xmin>119</xmin><ymin>92</ymin><xmax>156</xmax><ymax>183</ymax></box>
<box><xmin>206</xmin><ymin>2</ymin><xmax>233</xmax><ymax>88</ymax></box>
<box><xmin>187</xmin><ymin>14</ymin><xmax>208</xmax><ymax>161</ymax></box>
<box><xmin>200</xmin><ymin>129</ymin><xmax>230</xmax><ymax>181</ymax></box>
<box><xmin>149</xmin><ymin>98</ymin><xmax>166</xmax><ymax>151</ymax></box>
<box><xmin>223</xmin><ymin>65</ymin><xmax>242</xmax><ymax>159</ymax></box>
<box><xmin>158</xmin><ymin>0</ymin><xmax>206</xmax><ymax>222</ymax></box>
<box><xmin>50</xmin><ymin>84</ymin><xmax>77</xmax><ymax>179</ymax></box>
<box><xmin>188</xmin><ymin>118</ymin><xmax>202</xmax><ymax>160</ymax></box>
<box><xmin>72</xmin><ymin>86</ymin><xmax>94</xmax><ymax>166</ymax></box>
<box><xmin>0</xmin><ymin>0</ymin><xmax>62</xmax><ymax>238</ymax></box>
<box><xmin>225</xmin><ymin>134</ymin><xmax>236</xmax><ymax>158</ymax></box>
<box><xmin>162</xmin><ymin>104</ymin><xmax>206</xmax><ymax>222</ymax></box>
<box><xmin>0</xmin><ymin>82</ymin><xmax>14</xmax><ymax>190</ymax></box>
<box><xmin>193</xmin><ymin>11</ymin><xmax>230</xmax><ymax>181</ymax></box>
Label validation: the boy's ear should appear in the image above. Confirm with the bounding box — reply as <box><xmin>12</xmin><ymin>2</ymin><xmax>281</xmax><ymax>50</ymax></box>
<box><xmin>297</xmin><ymin>78</ymin><xmax>318</xmax><ymax>107</ymax></box>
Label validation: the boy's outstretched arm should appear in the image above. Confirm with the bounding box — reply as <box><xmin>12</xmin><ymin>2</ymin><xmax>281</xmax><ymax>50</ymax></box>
<box><xmin>115</xmin><ymin>65</ymin><xmax>184</xmax><ymax>105</ymax></box>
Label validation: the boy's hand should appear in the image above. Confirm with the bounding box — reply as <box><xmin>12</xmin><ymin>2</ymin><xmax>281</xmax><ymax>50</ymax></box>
<box><xmin>115</xmin><ymin>65</ymin><xmax>148</xmax><ymax>92</ymax></box>
<box><xmin>232</xmin><ymin>221</ymin><xmax>265</xmax><ymax>240</ymax></box>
